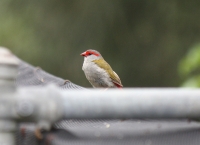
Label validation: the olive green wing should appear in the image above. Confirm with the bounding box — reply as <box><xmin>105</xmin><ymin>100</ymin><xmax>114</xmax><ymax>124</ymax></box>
<box><xmin>112</xmin><ymin>71</ymin><xmax>123</xmax><ymax>87</ymax></box>
<box><xmin>93</xmin><ymin>58</ymin><xmax>123</xmax><ymax>87</ymax></box>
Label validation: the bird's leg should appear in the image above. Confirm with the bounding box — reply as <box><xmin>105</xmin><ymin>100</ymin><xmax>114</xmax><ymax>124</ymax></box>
<box><xmin>103</xmin><ymin>88</ymin><xmax>108</xmax><ymax>91</ymax></box>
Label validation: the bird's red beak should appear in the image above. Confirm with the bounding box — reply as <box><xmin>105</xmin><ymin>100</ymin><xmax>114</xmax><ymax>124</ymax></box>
<box><xmin>80</xmin><ymin>52</ymin><xmax>86</xmax><ymax>57</ymax></box>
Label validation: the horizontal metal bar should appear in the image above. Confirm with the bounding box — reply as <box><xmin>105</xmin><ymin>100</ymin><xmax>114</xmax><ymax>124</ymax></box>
<box><xmin>9</xmin><ymin>86</ymin><xmax>200</xmax><ymax>121</ymax></box>
<box><xmin>61</xmin><ymin>88</ymin><xmax>200</xmax><ymax>119</ymax></box>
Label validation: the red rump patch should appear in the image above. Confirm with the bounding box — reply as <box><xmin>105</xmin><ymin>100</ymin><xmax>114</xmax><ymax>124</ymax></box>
<box><xmin>113</xmin><ymin>82</ymin><xmax>123</xmax><ymax>89</ymax></box>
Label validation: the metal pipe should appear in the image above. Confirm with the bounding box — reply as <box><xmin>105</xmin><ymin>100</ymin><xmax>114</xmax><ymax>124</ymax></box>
<box><xmin>61</xmin><ymin>89</ymin><xmax>200</xmax><ymax>119</ymax></box>
<box><xmin>15</xmin><ymin>86</ymin><xmax>200</xmax><ymax>120</ymax></box>
<box><xmin>14</xmin><ymin>86</ymin><xmax>200</xmax><ymax>120</ymax></box>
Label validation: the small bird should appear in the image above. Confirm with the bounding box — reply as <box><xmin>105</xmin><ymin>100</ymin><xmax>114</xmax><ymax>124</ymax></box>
<box><xmin>80</xmin><ymin>49</ymin><xmax>123</xmax><ymax>88</ymax></box>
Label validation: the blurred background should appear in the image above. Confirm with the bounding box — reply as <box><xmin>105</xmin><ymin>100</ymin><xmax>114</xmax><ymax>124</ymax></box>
<box><xmin>1</xmin><ymin>0</ymin><xmax>200</xmax><ymax>87</ymax></box>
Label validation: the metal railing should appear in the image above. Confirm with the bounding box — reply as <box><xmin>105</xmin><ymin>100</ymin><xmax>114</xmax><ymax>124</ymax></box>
<box><xmin>0</xmin><ymin>47</ymin><xmax>200</xmax><ymax>145</ymax></box>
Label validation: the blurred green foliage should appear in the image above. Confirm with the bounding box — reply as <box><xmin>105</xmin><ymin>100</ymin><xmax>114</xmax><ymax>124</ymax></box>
<box><xmin>1</xmin><ymin>0</ymin><xmax>200</xmax><ymax>87</ymax></box>
<box><xmin>179</xmin><ymin>44</ymin><xmax>200</xmax><ymax>87</ymax></box>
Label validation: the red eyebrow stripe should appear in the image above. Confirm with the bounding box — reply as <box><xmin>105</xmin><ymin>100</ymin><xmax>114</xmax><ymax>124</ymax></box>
<box><xmin>86</xmin><ymin>51</ymin><xmax>99</xmax><ymax>56</ymax></box>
